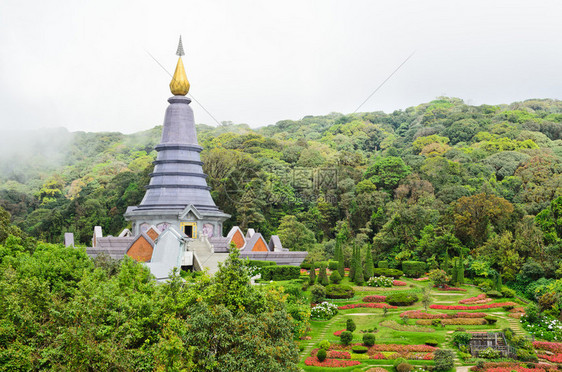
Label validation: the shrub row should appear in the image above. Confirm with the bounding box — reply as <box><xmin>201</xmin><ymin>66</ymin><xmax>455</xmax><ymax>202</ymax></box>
<box><xmin>434</xmin><ymin>284</ymin><xmax>467</xmax><ymax>291</ymax></box>
<box><xmin>416</xmin><ymin>318</ymin><xmax>487</xmax><ymax>325</ymax></box>
<box><xmin>386</xmin><ymin>293</ymin><xmax>418</xmax><ymax>306</ymax></box>
<box><xmin>401</xmin><ymin>310</ymin><xmax>487</xmax><ymax>319</ymax></box>
<box><xmin>402</xmin><ymin>261</ymin><xmax>427</xmax><ymax>278</ymax></box>
<box><xmin>430</xmin><ymin>302</ymin><xmax>517</xmax><ymax>310</ymax></box>
<box><xmin>326</xmin><ymin>284</ymin><xmax>354</xmax><ymax>299</ymax></box>
<box><xmin>261</xmin><ymin>265</ymin><xmax>300</xmax><ymax>280</ymax></box>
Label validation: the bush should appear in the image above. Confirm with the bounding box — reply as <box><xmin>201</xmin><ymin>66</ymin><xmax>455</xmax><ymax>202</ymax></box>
<box><xmin>328</xmin><ymin>260</ymin><xmax>339</xmax><ymax>271</ymax></box>
<box><xmin>501</xmin><ymin>286</ymin><xmax>516</xmax><ymax>298</ymax></box>
<box><xmin>402</xmin><ymin>261</ymin><xmax>427</xmax><ymax>278</ymax></box>
<box><xmin>318</xmin><ymin>340</ymin><xmax>330</xmax><ymax>350</ymax></box>
<box><xmin>373</xmin><ymin>268</ymin><xmax>403</xmax><ymax>279</ymax></box>
<box><xmin>434</xmin><ymin>349</ymin><xmax>454</xmax><ymax>371</ymax></box>
<box><xmin>318</xmin><ymin>264</ymin><xmax>330</xmax><ymax>286</ymax></box>
<box><xmin>425</xmin><ymin>339</ymin><xmax>439</xmax><ymax>347</ymax></box>
<box><xmin>351</xmin><ymin>345</ymin><xmax>368</xmax><ymax>354</ymax></box>
<box><xmin>248</xmin><ymin>260</ymin><xmax>277</xmax><ymax>268</ymax></box>
<box><xmin>300</xmin><ymin>262</ymin><xmax>312</xmax><ymax>269</ymax></box>
<box><xmin>367</xmin><ymin>276</ymin><xmax>393</xmax><ymax>287</ymax></box>
<box><xmin>431</xmin><ymin>319</ymin><xmax>442</xmax><ymax>327</ymax></box>
<box><xmin>363</xmin><ymin>333</ymin><xmax>376</xmax><ymax>346</ymax></box>
<box><xmin>396</xmin><ymin>362</ymin><xmax>413</xmax><ymax>372</ymax></box>
<box><xmin>261</xmin><ymin>265</ymin><xmax>300</xmax><ymax>280</ymax></box>
<box><xmin>340</xmin><ymin>331</ymin><xmax>353</xmax><ymax>345</ymax></box>
<box><xmin>478</xmin><ymin>347</ymin><xmax>501</xmax><ymax>359</ymax></box>
<box><xmin>516</xmin><ymin>349</ymin><xmax>538</xmax><ymax>362</ymax></box>
<box><xmin>325</xmin><ymin>284</ymin><xmax>355</xmax><ymax>299</ymax></box>
<box><xmin>310</xmin><ymin>302</ymin><xmax>338</xmax><ymax>320</ymax></box>
<box><xmin>330</xmin><ymin>270</ymin><xmax>342</xmax><ymax>284</ymax></box>
<box><xmin>386</xmin><ymin>293</ymin><xmax>419</xmax><ymax>306</ymax></box>
<box><xmin>310</xmin><ymin>284</ymin><xmax>326</xmax><ymax>303</ymax></box>
<box><xmin>346</xmin><ymin>318</ymin><xmax>356</xmax><ymax>332</ymax></box>
<box><xmin>484</xmin><ymin>316</ymin><xmax>497</xmax><ymax>324</ymax></box>
<box><xmin>316</xmin><ymin>348</ymin><xmax>327</xmax><ymax>362</ymax></box>
<box><xmin>452</xmin><ymin>331</ymin><xmax>472</xmax><ymax>346</ymax></box>
<box><xmin>379</xmin><ymin>261</ymin><xmax>389</xmax><ymax>268</ymax></box>
<box><xmin>393</xmin><ymin>358</ymin><xmax>407</xmax><ymax>367</ymax></box>
<box><xmin>486</xmin><ymin>290</ymin><xmax>503</xmax><ymax>298</ymax></box>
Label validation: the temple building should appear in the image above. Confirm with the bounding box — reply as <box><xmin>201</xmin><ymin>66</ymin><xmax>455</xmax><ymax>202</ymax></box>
<box><xmin>77</xmin><ymin>38</ymin><xmax>307</xmax><ymax>279</ymax></box>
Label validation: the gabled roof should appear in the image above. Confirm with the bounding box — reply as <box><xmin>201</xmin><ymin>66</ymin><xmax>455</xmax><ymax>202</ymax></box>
<box><xmin>246</xmin><ymin>228</ymin><xmax>256</xmax><ymax>239</ymax></box>
<box><xmin>268</xmin><ymin>235</ymin><xmax>286</xmax><ymax>251</ymax></box>
<box><xmin>242</xmin><ymin>233</ymin><xmax>269</xmax><ymax>252</ymax></box>
<box><xmin>125</xmin><ymin>231</ymin><xmax>155</xmax><ymax>253</ymax></box>
<box><xmin>209</xmin><ymin>236</ymin><xmax>230</xmax><ymax>253</ymax></box>
<box><xmin>87</xmin><ymin>236</ymin><xmax>135</xmax><ymax>259</ymax></box>
<box><xmin>118</xmin><ymin>229</ymin><xmax>132</xmax><ymax>237</ymax></box>
<box><xmin>178</xmin><ymin>204</ymin><xmax>203</xmax><ymax>220</ymax></box>
<box><xmin>226</xmin><ymin>226</ymin><xmax>246</xmax><ymax>249</ymax></box>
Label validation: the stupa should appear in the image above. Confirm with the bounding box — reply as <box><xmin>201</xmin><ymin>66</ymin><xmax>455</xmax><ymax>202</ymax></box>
<box><xmin>124</xmin><ymin>36</ymin><xmax>230</xmax><ymax>238</ymax></box>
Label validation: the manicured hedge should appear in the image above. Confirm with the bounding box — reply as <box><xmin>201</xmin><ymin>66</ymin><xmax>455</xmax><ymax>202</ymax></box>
<box><xmin>386</xmin><ymin>293</ymin><xmax>419</xmax><ymax>306</ymax></box>
<box><xmin>325</xmin><ymin>284</ymin><xmax>355</xmax><ymax>299</ymax></box>
<box><xmin>373</xmin><ymin>268</ymin><xmax>403</xmax><ymax>279</ymax></box>
<box><xmin>261</xmin><ymin>265</ymin><xmax>300</xmax><ymax>280</ymax></box>
<box><xmin>378</xmin><ymin>261</ymin><xmax>389</xmax><ymax>268</ymax></box>
<box><xmin>328</xmin><ymin>260</ymin><xmax>339</xmax><ymax>271</ymax></box>
<box><xmin>402</xmin><ymin>261</ymin><xmax>426</xmax><ymax>278</ymax></box>
<box><xmin>248</xmin><ymin>260</ymin><xmax>277</xmax><ymax>267</ymax></box>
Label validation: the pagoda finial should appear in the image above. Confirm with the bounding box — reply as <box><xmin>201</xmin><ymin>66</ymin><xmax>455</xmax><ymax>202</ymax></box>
<box><xmin>170</xmin><ymin>36</ymin><xmax>190</xmax><ymax>95</ymax></box>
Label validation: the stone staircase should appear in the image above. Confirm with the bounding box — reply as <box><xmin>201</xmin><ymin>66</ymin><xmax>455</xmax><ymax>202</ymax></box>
<box><xmin>189</xmin><ymin>238</ymin><xmax>229</xmax><ymax>275</ymax></box>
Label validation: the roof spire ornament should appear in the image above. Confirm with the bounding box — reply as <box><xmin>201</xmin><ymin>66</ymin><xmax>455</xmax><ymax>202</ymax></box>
<box><xmin>169</xmin><ymin>36</ymin><xmax>190</xmax><ymax>95</ymax></box>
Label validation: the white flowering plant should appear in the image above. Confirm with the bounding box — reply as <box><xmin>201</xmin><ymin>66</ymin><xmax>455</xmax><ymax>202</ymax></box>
<box><xmin>311</xmin><ymin>301</ymin><xmax>339</xmax><ymax>320</ymax></box>
<box><xmin>367</xmin><ymin>275</ymin><xmax>393</xmax><ymax>287</ymax></box>
<box><xmin>521</xmin><ymin>314</ymin><xmax>562</xmax><ymax>341</ymax></box>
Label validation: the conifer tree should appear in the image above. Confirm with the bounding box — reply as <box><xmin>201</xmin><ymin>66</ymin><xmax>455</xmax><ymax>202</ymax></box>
<box><xmin>451</xmin><ymin>258</ymin><xmax>458</xmax><ymax>285</ymax></box>
<box><xmin>319</xmin><ymin>263</ymin><xmax>329</xmax><ymax>286</ymax></box>
<box><xmin>457</xmin><ymin>250</ymin><xmax>465</xmax><ymax>285</ymax></box>
<box><xmin>309</xmin><ymin>262</ymin><xmax>316</xmax><ymax>285</ymax></box>
<box><xmin>363</xmin><ymin>245</ymin><xmax>374</xmax><ymax>281</ymax></box>
<box><xmin>495</xmin><ymin>272</ymin><xmax>502</xmax><ymax>291</ymax></box>
<box><xmin>336</xmin><ymin>239</ymin><xmax>345</xmax><ymax>277</ymax></box>
<box><xmin>355</xmin><ymin>245</ymin><xmax>364</xmax><ymax>285</ymax></box>
<box><xmin>349</xmin><ymin>244</ymin><xmax>356</xmax><ymax>282</ymax></box>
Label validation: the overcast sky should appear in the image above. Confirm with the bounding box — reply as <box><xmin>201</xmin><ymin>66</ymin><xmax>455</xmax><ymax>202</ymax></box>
<box><xmin>0</xmin><ymin>0</ymin><xmax>561</xmax><ymax>134</ymax></box>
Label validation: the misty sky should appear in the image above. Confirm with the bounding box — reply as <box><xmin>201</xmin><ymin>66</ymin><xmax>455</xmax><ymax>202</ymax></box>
<box><xmin>0</xmin><ymin>0</ymin><xmax>561</xmax><ymax>134</ymax></box>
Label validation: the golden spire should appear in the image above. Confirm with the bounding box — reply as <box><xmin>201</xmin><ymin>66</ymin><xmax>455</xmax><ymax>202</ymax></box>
<box><xmin>169</xmin><ymin>36</ymin><xmax>190</xmax><ymax>95</ymax></box>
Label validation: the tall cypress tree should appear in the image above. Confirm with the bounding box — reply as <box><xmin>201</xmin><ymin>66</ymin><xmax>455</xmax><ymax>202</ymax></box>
<box><xmin>349</xmin><ymin>244</ymin><xmax>356</xmax><ymax>282</ymax></box>
<box><xmin>336</xmin><ymin>239</ymin><xmax>345</xmax><ymax>277</ymax></box>
<box><xmin>355</xmin><ymin>245</ymin><xmax>364</xmax><ymax>285</ymax></box>
<box><xmin>457</xmin><ymin>250</ymin><xmax>465</xmax><ymax>285</ymax></box>
<box><xmin>364</xmin><ymin>245</ymin><xmax>374</xmax><ymax>281</ymax></box>
<box><xmin>309</xmin><ymin>261</ymin><xmax>316</xmax><ymax>285</ymax></box>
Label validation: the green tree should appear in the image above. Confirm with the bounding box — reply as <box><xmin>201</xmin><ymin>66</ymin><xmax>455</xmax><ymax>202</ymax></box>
<box><xmin>277</xmin><ymin>215</ymin><xmax>317</xmax><ymax>251</ymax></box>
<box><xmin>309</xmin><ymin>261</ymin><xmax>316</xmax><ymax>285</ymax></box>
<box><xmin>318</xmin><ymin>263</ymin><xmax>329</xmax><ymax>286</ymax></box>
<box><xmin>365</xmin><ymin>156</ymin><xmax>411</xmax><ymax>190</ymax></box>
<box><xmin>363</xmin><ymin>245</ymin><xmax>374</xmax><ymax>281</ymax></box>
<box><xmin>355</xmin><ymin>245</ymin><xmax>364</xmax><ymax>285</ymax></box>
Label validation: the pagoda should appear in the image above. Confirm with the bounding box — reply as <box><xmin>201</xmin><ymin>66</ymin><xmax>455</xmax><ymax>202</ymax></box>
<box><xmin>124</xmin><ymin>37</ymin><xmax>230</xmax><ymax>238</ymax></box>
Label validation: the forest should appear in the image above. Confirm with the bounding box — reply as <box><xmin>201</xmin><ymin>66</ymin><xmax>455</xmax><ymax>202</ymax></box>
<box><xmin>3</xmin><ymin>97</ymin><xmax>562</xmax><ymax>369</ymax></box>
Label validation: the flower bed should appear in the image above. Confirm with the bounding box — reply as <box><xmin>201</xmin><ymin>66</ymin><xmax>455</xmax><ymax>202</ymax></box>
<box><xmin>533</xmin><ymin>341</ymin><xmax>562</xmax><ymax>353</ymax></box>
<box><xmin>416</xmin><ymin>318</ymin><xmax>487</xmax><ymax>325</ymax></box>
<box><xmin>414</xmin><ymin>277</ymin><xmax>429</xmax><ymax>281</ymax></box>
<box><xmin>338</xmin><ymin>303</ymin><xmax>396</xmax><ymax>310</ymax></box>
<box><xmin>470</xmin><ymin>362</ymin><xmax>551</xmax><ymax>372</ymax></box>
<box><xmin>400</xmin><ymin>310</ymin><xmax>487</xmax><ymax>319</ymax></box>
<box><xmin>485</xmin><ymin>368</ymin><xmax>545</xmax><ymax>372</ymax></box>
<box><xmin>329</xmin><ymin>343</ymin><xmax>436</xmax><ymax>353</ymax></box>
<box><xmin>393</xmin><ymin>280</ymin><xmax>407</xmax><ymax>286</ymax></box>
<box><xmin>363</xmin><ymin>295</ymin><xmax>387</xmax><ymax>303</ymax></box>
<box><xmin>430</xmin><ymin>302</ymin><xmax>517</xmax><ymax>310</ymax></box>
<box><xmin>304</xmin><ymin>357</ymin><xmax>360</xmax><ymax>367</ymax></box>
<box><xmin>367</xmin><ymin>276</ymin><xmax>393</xmax><ymax>287</ymax></box>
<box><xmin>328</xmin><ymin>350</ymin><xmax>351</xmax><ymax>359</ymax></box>
<box><xmin>434</xmin><ymin>284</ymin><xmax>467</xmax><ymax>291</ymax></box>
<box><xmin>333</xmin><ymin>329</ymin><xmax>345</xmax><ymax>336</ymax></box>
<box><xmin>380</xmin><ymin>320</ymin><xmax>434</xmax><ymax>332</ymax></box>
<box><xmin>459</xmin><ymin>294</ymin><xmax>492</xmax><ymax>304</ymax></box>
<box><xmin>311</xmin><ymin>301</ymin><xmax>339</xmax><ymax>319</ymax></box>
<box><xmin>537</xmin><ymin>353</ymin><xmax>562</xmax><ymax>363</ymax></box>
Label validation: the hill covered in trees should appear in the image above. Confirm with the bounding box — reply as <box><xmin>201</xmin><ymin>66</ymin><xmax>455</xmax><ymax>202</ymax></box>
<box><xmin>2</xmin><ymin>97</ymin><xmax>562</xmax><ymax>286</ymax></box>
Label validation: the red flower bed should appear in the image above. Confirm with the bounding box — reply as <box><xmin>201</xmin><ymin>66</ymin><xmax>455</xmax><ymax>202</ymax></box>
<box><xmin>471</xmin><ymin>362</ymin><xmax>551</xmax><ymax>372</ymax></box>
<box><xmin>430</xmin><ymin>302</ymin><xmax>517</xmax><ymax>310</ymax></box>
<box><xmin>328</xmin><ymin>350</ymin><xmax>351</xmax><ymax>359</ymax></box>
<box><xmin>370</xmin><ymin>344</ymin><xmax>437</xmax><ymax>352</ymax></box>
<box><xmin>363</xmin><ymin>295</ymin><xmax>387</xmax><ymax>303</ymax></box>
<box><xmin>393</xmin><ymin>280</ymin><xmax>407</xmax><ymax>286</ymax></box>
<box><xmin>423</xmin><ymin>353</ymin><xmax>434</xmax><ymax>360</ymax></box>
<box><xmin>333</xmin><ymin>329</ymin><xmax>345</xmax><ymax>336</ymax></box>
<box><xmin>400</xmin><ymin>310</ymin><xmax>487</xmax><ymax>319</ymax></box>
<box><xmin>538</xmin><ymin>354</ymin><xmax>562</xmax><ymax>363</ymax></box>
<box><xmin>485</xmin><ymin>368</ymin><xmax>545</xmax><ymax>372</ymax></box>
<box><xmin>304</xmin><ymin>358</ymin><xmax>360</xmax><ymax>367</ymax></box>
<box><xmin>434</xmin><ymin>284</ymin><xmax>467</xmax><ymax>291</ymax></box>
<box><xmin>459</xmin><ymin>294</ymin><xmax>490</xmax><ymax>304</ymax></box>
<box><xmin>533</xmin><ymin>341</ymin><xmax>562</xmax><ymax>353</ymax></box>
<box><xmin>338</xmin><ymin>303</ymin><xmax>396</xmax><ymax>310</ymax></box>
<box><xmin>370</xmin><ymin>353</ymin><xmax>386</xmax><ymax>359</ymax></box>
<box><xmin>414</xmin><ymin>277</ymin><xmax>429</xmax><ymax>281</ymax></box>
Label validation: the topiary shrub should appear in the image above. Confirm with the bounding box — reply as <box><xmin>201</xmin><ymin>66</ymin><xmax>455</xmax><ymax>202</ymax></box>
<box><xmin>397</xmin><ymin>362</ymin><xmax>413</xmax><ymax>372</ymax></box>
<box><xmin>393</xmin><ymin>358</ymin><xmax>407</xmax><ymax>368</ymax></box>
<box><xmin>378</xmin><ymin>261</ymin><xmax>389</xmax><ymax>268</ymax></box>
<box><xmin>386</xmin><ymin>293</ymin><xmax>419</xmax><ymax>306</ymax></box>
<box><xmin>328</xmin><ymin>260</ymin><xmax>339</xmax><ymax>271</ymax></box>
<box><xmin>318</xmin><ymin>340</ymin><xmax>330</xmax><ymax>350</ymax></box>
<box><xmin>373</xmin><ymin>268</ymin><xmax>403</xmax><ymax>279</ymax></box>
<box><xmin>346</xmin><ymin>318</ymin><xmax>356</xmax><ymax>332</ymax></box>
<box><xmin>330</xmin><ymin>270</ymin><xmax>342</xmax><ymax>284</ymax></box>
<box><xmin>434</xmin><ymin>349</ymin><xmax>454</xmax><ymax>371</ymax></box>
<box><xmin>310</xmin><ymin>284</ymin><xmax>326</xmax><ymax>303</ymax></box>
<box><xmin>363</xmin><ymin>333</ymin><xmax>376</xmax><ymax>346</ymax></box>
<box><xmin>486</xmin><ymin>290</ymin><xmax>503</xmax><ymax>298</ymax></box>
<box><xmin>325</xmin><ymin>284</ymin><xmax>355</xmax><ymax>299</ymax></box>
<box><xmin>425</xmin><ymin>339</ymin><xmax>439</xmax><ymax>347</ymax></box>
<box><xmin>340</xmin><ymin>331</ymin><xmax>353</xmax><ymax>345</ymax></box>
<box><xmin>484</xmin><ymin>316</ymin><xmax>498</xmax><ymax>325</ymax></box>
<box><xmin>402</xmin><ymin>261</ymin><xmax>427</xmax><ymax>278</ymax></box>
<box><xmin>317</xmin><ymin>348</ymin><xmax>327</xmax><ymax>362</ymax></box>
<box><xmin>501</xmin><ymin>286</ymin><xmax>516</xmax><ymax>298</ymax></box>
<box><xmin>352</xmin><ymin>345</ymin><xmax>369</xmax><ymax>354</ymax></box>
<box><xmin>431</xmin><ymin>319</ymin><xmax>442</xmax><ymax>327</ymax></box>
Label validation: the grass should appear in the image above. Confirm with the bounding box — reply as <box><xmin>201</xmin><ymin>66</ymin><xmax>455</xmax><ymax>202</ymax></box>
<box><xmin>293</xmin><ymin>275</ymin><xmax>529</xmax><ymax>371</ymax></box>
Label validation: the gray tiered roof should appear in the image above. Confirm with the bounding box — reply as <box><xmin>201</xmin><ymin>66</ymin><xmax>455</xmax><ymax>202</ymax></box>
<box><xmin>127</xmin><ymin>95</ymin><xmax>225</xmax><ymax>215</ymax></box>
